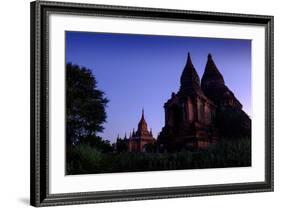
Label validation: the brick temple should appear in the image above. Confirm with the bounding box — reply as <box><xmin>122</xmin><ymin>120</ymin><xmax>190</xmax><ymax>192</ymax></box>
<box><xmin>157</xmin><ymin>53</ymin><xmax>251</xmax><ymax>151</ymax></box>
<box><xmin>116</xmin><ymin>53</ymin><xmax>251</xmax><ymax>152</ymax></box>
<box><xmin>116</xmin><ymin>109</ymin><xmax>156</xmax><ymax>152</ymax></box>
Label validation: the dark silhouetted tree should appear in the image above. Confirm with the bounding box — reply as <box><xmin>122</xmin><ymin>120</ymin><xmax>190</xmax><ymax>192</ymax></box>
<box><xmin>115</xmin><ymin>139</ymin><xmax>128</xmax><ymax>153</ymax></box>
<box><xmin>66</xmin><ymin>63</ymin><xmax>109</xmax><ymax>146</ymax></box>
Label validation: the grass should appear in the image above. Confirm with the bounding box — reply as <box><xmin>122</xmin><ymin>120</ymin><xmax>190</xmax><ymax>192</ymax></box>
<box><xmin>66</xmin><ymin>137</ymin><xmax>251</xmax><ymax>175</ymax></box>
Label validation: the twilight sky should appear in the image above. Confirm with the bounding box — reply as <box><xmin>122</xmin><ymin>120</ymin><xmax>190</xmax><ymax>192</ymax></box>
<box><xmin>66</xmin><ymin>31</ymin><xmax>252</xmax><ymax>143</ymax></box>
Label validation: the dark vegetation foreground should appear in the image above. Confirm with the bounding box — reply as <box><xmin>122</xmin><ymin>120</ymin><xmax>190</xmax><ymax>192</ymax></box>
<box><xmin>66</xmin><ymin>137</ymin><xmax>251</xmax><ymax>175</ymax></box>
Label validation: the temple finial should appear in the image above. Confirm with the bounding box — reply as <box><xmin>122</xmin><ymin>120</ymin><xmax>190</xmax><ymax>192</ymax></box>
<box><xmin>208</xmin><ymin>53</ymin><xmax>212</xmax><ymax>60</ymax></box>
<box><xmin>187</xmin><ymin>52</ymin><xmax>192</xmax><ymax>66</ymax></box>
<box><xmin>142</xmin><ymin>108</ymin><xmax>144</xmax><ymax>119</ymax></box>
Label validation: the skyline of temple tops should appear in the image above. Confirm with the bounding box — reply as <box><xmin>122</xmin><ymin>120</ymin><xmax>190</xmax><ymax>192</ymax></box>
<box><xmin>116</xmin><ymin>53</ymin><xmax>250</xmax><ymax>147</ymax></box>
<box><xmin>67</xmin><ymin>32</ymin><xmax>251</xmax><ymax>142</ymax></box>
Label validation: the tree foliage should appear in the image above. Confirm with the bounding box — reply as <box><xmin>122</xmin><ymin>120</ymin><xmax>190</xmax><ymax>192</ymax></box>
<box><xmin>66</xmin><ymin>63</ymin><xmax>109</xmax><ymax>146</ymax></box>
<box><xmin>66</xmin><ymin>137</ymin><xmax>251</xmax><ymax>175</ymax></box>
<box><xmin>115</xmin><ymin>139</ymin><xmax>128</xmax><ymax>152</ymax></box>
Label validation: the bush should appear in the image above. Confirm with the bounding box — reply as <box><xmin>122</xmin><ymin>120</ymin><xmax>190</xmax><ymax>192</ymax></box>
<box><xmin>66</xmin><ymin>144</ymin><xmax>103</xmax><ymax>174</ymax></box>
<box><xmin>66</xmin><ymin>137</ymin><xmax>251</xmax><ymax>175</ymax></box>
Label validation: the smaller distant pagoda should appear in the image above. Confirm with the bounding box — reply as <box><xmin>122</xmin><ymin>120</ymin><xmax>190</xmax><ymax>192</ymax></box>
<box><xmin>116</xmin><ymin>109</ymin><xmax>156</xmax><ymax>152</ymax></box>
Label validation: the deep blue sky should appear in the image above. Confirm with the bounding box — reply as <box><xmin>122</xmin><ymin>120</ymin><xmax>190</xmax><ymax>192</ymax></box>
<box><xmin>66</xmin><ymin>31</ymin><xmax>251</xmax><ymax>142</ymax></box>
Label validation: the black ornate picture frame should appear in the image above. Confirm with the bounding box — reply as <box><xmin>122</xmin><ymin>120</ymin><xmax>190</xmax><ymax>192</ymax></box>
<box><xmin>30</xmin><ymin>0</ymin><xmax>274</xmax><ymax>207</ymax></box>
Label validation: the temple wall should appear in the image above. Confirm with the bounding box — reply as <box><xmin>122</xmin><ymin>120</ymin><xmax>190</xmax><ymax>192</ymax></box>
<box><xmin>204</xmin><ymin>103</ymin><xmax>212</xmax><ymax>125</ymax></box>
<box><xmin>197</xmin><ymin>98</ymin><xmax>206</xmax><ymax>123</ymax></box>
<box><xmin>188</xmin><ymin>99</ymin><xmax>194</xmax><ymax>122</ymax></box>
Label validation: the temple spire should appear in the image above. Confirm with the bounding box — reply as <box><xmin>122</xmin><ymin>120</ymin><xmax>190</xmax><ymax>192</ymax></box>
<box><xmin>201</xmin><ymin>53</ymin><xmax>225</xmax><ymax>89</ymax></box>
<box><xmin>187</xmin><ymin>53</ymin><xmax>193</xmax><ymax>68</ymax></box>
<box><xmin>179</xmin><ymin>52</ymin><xmax>202</xmax><ymax>96</ymax></box>
<box><xmin>201</xmin><ymin>53</ymin><xmax>242</xmax><ymax>109</ymax></box>
<box><xmin>181</xmin><ymin>53</ymin><xmax>200</xmax><ymax>85</ymax></box>
<box><xmin>138</xmin><ymin>108</ymin><xmax>148</xmax><ymax>134</ymax></box>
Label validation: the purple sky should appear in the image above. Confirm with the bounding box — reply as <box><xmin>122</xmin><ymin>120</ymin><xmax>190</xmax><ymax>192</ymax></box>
<box><xmin>66</xmin><ymin>31</ymin><xmax>252</xmax><ymax>142</ymax></box>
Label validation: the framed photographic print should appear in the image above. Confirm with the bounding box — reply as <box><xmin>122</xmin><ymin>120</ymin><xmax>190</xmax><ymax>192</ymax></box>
<box><xmin>30</xmin><ymin>0</ymin><xmax>274</xmax><ymax>207</ymax></box>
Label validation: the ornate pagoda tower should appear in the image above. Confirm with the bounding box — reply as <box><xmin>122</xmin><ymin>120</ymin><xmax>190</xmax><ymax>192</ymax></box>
<box><xmin>158</xmin><ymin>53</ymin><xmax>218</xmax><ymax>151</ymax></box>
<box><xmin>116</xmin><ymin>110</ymin><xmax>156</xmax><ymax>152</ymax></box>
<box><xmin>126</xmin><ymin>109</ymin><xmax>156</xmax><ymax>152</ymax></box>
